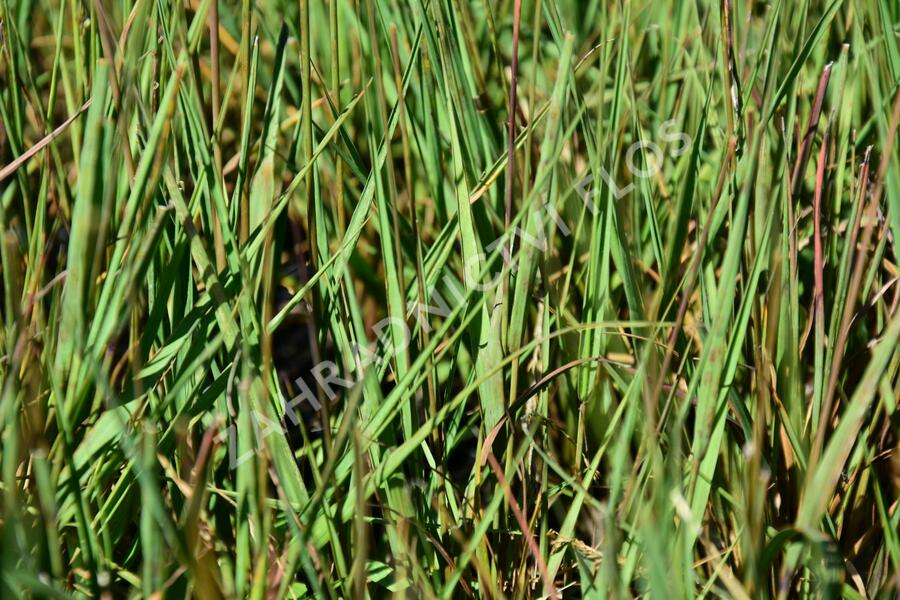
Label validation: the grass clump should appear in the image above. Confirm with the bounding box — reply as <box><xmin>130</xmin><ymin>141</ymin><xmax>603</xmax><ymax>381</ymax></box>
<box><xmin>1</xmin><ymin>0</ymin><xmax>900</xmax><ymax>597</ymax></box>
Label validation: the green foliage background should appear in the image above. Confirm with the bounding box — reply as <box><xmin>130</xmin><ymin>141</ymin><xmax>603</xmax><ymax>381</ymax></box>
<box><xmin>1</xmin><ymin>0</ymin><xmax>899</xmax><ymax>597</ymax></box>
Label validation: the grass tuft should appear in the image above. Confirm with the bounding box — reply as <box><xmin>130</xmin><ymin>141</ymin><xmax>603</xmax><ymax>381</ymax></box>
<box><xmin>1</xmin><ymin>0</ymin><xmax>899</xmax><ymax>597</ymax></box>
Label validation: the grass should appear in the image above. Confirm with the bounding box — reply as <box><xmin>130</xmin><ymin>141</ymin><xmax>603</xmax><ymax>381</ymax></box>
<box><xmin>1</xmin><ymin>0</ymin><xmax>899</xmax><ymax>597</ymax></box>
